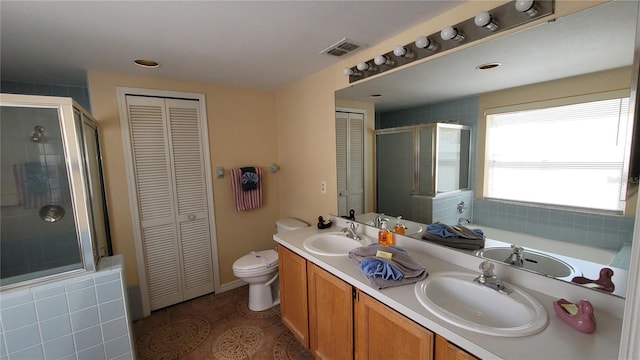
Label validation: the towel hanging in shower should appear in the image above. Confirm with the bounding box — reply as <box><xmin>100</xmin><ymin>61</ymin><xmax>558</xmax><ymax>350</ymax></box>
<box><xmin>231</xmin><ymin>167</ymin><xmax>263</xmax><ymax>211</ymax></box>
<box><xmin>13</xmin><ymin>162</ymin><xmax>49</xmax><ymax>209</ymax></box>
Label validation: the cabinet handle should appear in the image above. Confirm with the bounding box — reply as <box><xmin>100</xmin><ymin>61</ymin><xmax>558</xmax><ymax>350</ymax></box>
<box><xmin>188</xmin><ymin>214</ymin><xmax>196</xmax><ymax>221</ymax></box>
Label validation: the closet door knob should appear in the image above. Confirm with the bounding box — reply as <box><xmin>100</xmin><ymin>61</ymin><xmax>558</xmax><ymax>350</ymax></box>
<box><xmin>188</xmin><ymin>214</ymin><xmax>196</xmax><ymax>221</ymax></box>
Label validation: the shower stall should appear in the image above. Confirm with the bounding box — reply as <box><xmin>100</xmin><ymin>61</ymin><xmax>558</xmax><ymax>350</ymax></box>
<box><xmin>0</xmin><ymin>94</ymin><xmax>110</xmax><ymax>289</ymax></box>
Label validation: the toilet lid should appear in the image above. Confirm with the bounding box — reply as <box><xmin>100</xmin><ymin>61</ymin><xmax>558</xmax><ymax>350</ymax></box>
<box><xmin>233</xmin><ymin>249</ymin><xmax>278</xmax><ymax>271</ymax></box>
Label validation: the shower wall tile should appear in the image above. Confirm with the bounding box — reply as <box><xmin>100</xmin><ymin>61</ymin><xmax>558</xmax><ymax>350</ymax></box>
<box><xmin>473</xmin><ymin>199</ymin><xmax>634</xmax><ymax>261</ymax></box>
<box><xmin>0</xmin><ymin>255</ymin><xmax>133</xmax><ymax>360</ymax></box>
<box><xmin>35</xmin><ymin>294</ymin><xmax>68</xmax><ymax>321</ymax></box>
<box><xmin>7</xmin><ymin>344</ymin><xmax>43</xmax><ymax>360</ymax></box>
<box><xmin>101</xmin><ymin>318</ymin><xmax>128</xmax><ymax>342</ymax></box>
<box><xmin>67</xmin><ymin>287</ymin><xmax>97</xmax><ymax>312</ymax></box>
<box><xmin>0</xmin><ymin>302</ymin><xmax>37</xmax><ymax>331</ymax></box>
<box><xmin>4</xmin><ymin>324</ymin><xmax>40</xmax><ymax>354</ymax></box>
<box><xmin>43</xmin><ymin>334</ymin><xmax>75</xmax><ymax>359</ymax></box>
<box><xmin>96</xmin><ymin>281</ymin><xmax>122</xmax><ymax>304</ymax></box>
<box><xmin>39</xmin><ymin>315</ymin><xmax>72</xmax><ymax>342</ymax></box>
<box><xmin>105</xmin><ymin>335</ymin><xmax>130</xmax><ymax>359</ymax></box>
<box><xmin>77</xmin><ymin>344</ymin><xmax>106</xmax><ymax>360</ymax></box>
<box><xmin>70</xmin><ymin>307</ymin><xmax>100</xmax><ymax>332</ymax></box>
<box><xmin>73</xmin><ymin>325</ymin><xmax>102</xmax><ymax>352</ymax></box>
<box><xmin>99</xmin><ymin>299</ymin><xmax>125</xmax><ymax>323</ymax></box>
<box><xmin>65</xmin><ymin>278</ymin><xmax>94</xmax><ymax>292</ymax></box>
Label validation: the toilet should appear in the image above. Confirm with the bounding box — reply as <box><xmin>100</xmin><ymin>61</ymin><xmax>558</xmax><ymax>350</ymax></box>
<box><xmin>233</xmin><ymin>218</ymin><xmax>309</xmax><ymax>311</ymax></box>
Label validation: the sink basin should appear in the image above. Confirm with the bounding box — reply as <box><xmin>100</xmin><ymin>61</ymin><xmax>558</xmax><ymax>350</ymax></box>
<box><xmin>415</xmin><ymin>271</ymin><xmax>548</xmax><ymax>337</ymax></box>
<box><xmin>303</xmin><ymin>232</ymin><xmax>372</xmax><ymax>256</ymax></box>
<box><xmin>475</xmin><ymin>247</ymin><xmax>578</xmax><ymax>280</ymax></box>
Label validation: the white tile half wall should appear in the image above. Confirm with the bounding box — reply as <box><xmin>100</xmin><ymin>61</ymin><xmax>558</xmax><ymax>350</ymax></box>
<box><xmin>0</xmin><ymin>255</ymin><xmax>134</xmax><ymax>360</ymax></box>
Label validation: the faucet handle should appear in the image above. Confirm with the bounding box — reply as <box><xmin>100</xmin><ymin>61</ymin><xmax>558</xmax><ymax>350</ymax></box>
<box><xmin>511</xmin><ymin>244</ymin><xmax>524</xmax><ymax>255</ymax></box>
<box><xmin>479</xmin><ymin>260</ymin><xmax>495</xmax><ymax>277</ymax></box>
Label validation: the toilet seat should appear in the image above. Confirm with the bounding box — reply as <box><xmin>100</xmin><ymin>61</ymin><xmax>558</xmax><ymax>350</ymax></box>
<box><xmin>233</xmin><ymin>249</ymin><xmax>278</xmax><ymax>277</ymax></box>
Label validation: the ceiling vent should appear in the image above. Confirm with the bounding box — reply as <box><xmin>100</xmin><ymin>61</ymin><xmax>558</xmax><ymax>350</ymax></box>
<box><xmin>320</xmin><ymin>38</ymin><xmax>367</xmax><ymax>57</ymax></box>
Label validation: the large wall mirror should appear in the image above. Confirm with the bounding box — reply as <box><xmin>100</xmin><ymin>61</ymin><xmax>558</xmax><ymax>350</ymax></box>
<box><xmin>335</xmin><ymin>0</ymin><xmax>639</xmax><ymax>298</ymax></box>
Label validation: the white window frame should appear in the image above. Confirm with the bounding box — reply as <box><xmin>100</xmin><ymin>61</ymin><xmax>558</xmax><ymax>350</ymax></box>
<box><xmin>483</xmin><ymin>90</ymin><xmax>632</xmax><ymax>214</ymax></box>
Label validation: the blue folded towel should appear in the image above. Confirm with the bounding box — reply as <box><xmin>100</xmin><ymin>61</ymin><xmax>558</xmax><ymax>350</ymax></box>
<box><xmin>360</xmin><ymin>258</ymin><xmax>403</xmax><ymax>280</ymax></box>
<box><xmin>427</xmin><ymin>223</ymin><xmax>484</xmax><ymax>239</ymax></box>
<box><xmin>240</xmin><ymin>167</ymin><xmax>259</xmax><ymax>191</ymax></box>
<box><xmin>349</xmin><ymin>245</ymin><xmax>427</xmax><ymax>289</ymax></box>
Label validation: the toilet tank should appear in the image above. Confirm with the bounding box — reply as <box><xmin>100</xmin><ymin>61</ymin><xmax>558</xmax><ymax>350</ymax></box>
<box><xmin>276</xmin><ymin>218</ymin><xmax>309</xmax><ymax>234</ymax></box>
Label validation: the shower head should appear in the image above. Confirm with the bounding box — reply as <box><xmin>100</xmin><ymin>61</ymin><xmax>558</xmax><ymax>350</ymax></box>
<box><xmin>30</xmin><ymin>125</ymin><xmax>45</xmax><ymax>143</ymax></box>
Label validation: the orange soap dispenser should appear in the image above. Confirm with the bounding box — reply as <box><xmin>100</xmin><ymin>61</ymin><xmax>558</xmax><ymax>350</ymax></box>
<box><xmin>392</xmin><ymin>220</ymin><xmax>406</xmax><ymax>235</ymax></box>
<box><xmin>378</xmin><ymin>221</ymin><xmax>394</xmax><ymax>246</ymax></box>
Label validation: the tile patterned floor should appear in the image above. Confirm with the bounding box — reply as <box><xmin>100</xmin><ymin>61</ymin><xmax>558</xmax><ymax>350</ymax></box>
<box><xmin>133</xmin><ymin>286</ymin><xmax>314</xmax><ymax>360</ymax></box>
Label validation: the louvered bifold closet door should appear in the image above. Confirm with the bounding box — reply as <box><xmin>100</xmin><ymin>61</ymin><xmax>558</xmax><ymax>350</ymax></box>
<box><xmin>126</xmin><ymin>95</ymin><xmax>183</xmax><ymax>310</ymax></box>
<box><xmin>165</xmin><ymin>99</ymin><xmax>214</xmax><ymax>301</ymax></box>
<box><xmin>336</xmin><ymin>112</ymin><xmax>364</xmax><ymax>216</ymax></box>
<box><xmin>347</xmin><ymin>113</ymin><xmax>364</xmax><ymax>214</ymax></box>
<box><xmin>336</xmin><ymin>112</ymin><xmax>349</xmax><ymax>216</ymax></box>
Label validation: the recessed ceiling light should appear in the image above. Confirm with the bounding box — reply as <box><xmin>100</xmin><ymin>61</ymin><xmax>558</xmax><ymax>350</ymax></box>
<box><xmin>369</xmin><ymin>94</ymin><xmax>383</xmax><ymax>99</ymax></box>
<box><xmin>476</xmin><ymin>62</ymin><xmax>501</xmax><ymax>70</ymax></box>
<box><xmin>133</xmin><ymin>59</ymin><xmax>160</xmax><ymax>69</ymax></box>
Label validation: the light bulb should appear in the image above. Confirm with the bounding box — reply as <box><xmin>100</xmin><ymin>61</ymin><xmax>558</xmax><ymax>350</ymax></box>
<box><xmin>342</xmin><ymin>67</ymin><xmax>353</xmax><ymax>76</ymax></box>
<box><xmin>393</xmin><ymin>46</ymin><xmax>407</xmax><ymax>57</ymax></box>
<box><xmin>441</xmin><ymin>26</ymin><xmax>464</xmax><ymax>41</ymax></box>
<box><xmin>515</xmin><ymin>0</ymin><xmax>538</xmax><ymax>17</ymax></box>
<box><xmin>374</xmin><ymin>55</ymin><xmax>387</xmax><ymax>66</ymax></box>
<box><xmin>475</xmin><ymin>11</ymin><xmax>498</xmax><ymax>31</ymax></box>
<box><xmin>356</xmin><ymin>61</ymin><xmax>369</xmax><ymax>71</ymax></box>
<box><xmin>415</xmin><ymin>36</ymin><xmax>436</xmax><ymax>51</ymax></box>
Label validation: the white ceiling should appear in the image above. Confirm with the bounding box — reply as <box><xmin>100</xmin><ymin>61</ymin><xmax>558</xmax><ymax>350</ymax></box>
<box><xmin>0</xmin><ymin>0</ymin><xmax>463</xmax><ymax>89</ymax></box>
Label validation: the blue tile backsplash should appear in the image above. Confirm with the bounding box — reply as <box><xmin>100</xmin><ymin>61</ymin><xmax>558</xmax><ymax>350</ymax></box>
<box><xmin>473</xmin><ymin>199</ymin><xmax>634</xmax><ymax>252</ymax></box>
<box><xmin>1</xmin><ymin>80</ymin><xmax>91</xmax><ymax>113</ymax></box>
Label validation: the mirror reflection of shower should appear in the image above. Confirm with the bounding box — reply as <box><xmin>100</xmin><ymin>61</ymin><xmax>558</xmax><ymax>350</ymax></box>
<box><xmin>30</xmin><ymin>125</ymin><xmax>46</xmax><ymax>143</ymax></box>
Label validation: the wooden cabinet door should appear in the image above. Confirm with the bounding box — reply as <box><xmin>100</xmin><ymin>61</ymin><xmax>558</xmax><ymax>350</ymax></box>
<box><xmin>435</xmin><ymin>335</ymin><xmax>479</xmax><ymax>360</ymax></box>
<box><xmin>307</xmin><ymin>262</ymin><xmax>354</xmax><ymax>360</ymax></box>
<box><xmin>278</xmin><ymin>246</ymin><xmax>309</xmax><ymax>348</ymax></box>
<box><xmin>356</xmin><ymin>290</ymin><xmax>434</xmax><ymax>360</ymax></box>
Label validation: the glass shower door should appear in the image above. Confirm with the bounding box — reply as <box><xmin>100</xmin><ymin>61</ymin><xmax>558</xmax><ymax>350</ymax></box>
<box><xmin>0</xmin><ymin>105</ymin><xmax>82</xmax><ymax>286</ymax></box>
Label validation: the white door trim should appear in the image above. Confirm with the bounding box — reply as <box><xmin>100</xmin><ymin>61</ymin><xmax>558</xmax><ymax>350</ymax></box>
<box><xmin>116</xmin><ymin>87</ymin><xmax>220</xmax><ymax>316</ymax></box>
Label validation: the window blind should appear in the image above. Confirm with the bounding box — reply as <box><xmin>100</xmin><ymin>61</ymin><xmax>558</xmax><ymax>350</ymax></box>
<box><xmin>485</xmin><ymin>97</ymin><xmax>630</xmax><ymax>212</ymax></box>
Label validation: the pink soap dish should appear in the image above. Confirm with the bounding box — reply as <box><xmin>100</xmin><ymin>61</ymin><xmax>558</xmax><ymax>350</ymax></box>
<box><xmin>571</xmin><ymin>267</ymin><xmax>615</xmax><ymax>293</ymax></box>
<box><xmin>553</xmin><ymin>298</ymin><xmax>596</xmax><ymax>333</ymax></box>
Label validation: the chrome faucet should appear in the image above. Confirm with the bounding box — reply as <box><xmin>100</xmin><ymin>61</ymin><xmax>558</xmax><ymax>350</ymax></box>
<box><xmin>373</xmin><ymin>214</ymin><xmax>389</xmax><ymax>228</ymax></box>
<box><xmin>505</xmin><ymin>244</ymin><xmax>525</xmax><ymax>267</ymax></box>
<box><xmin>341</xmin><ymin>221</ymin><xmax>361</xmax><ymax>240</ymax></box>
<box><xmin>473</xmin><ymin>261</ymin><xmax>512</xmax><ymax>295</ymax></box>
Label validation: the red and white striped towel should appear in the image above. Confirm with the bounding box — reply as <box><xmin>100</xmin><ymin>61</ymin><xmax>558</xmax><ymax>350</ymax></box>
<box><xmin>231</xmin><ymin>167</ymin><xmax>263</xmax><ymax>211</ymax></box>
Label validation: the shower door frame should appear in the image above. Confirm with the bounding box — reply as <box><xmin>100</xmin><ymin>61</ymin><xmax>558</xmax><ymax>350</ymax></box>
<box><xmin>0</xmin><ymin>94</ymin><xmax>97</xmax><ymax>289</ymax></box>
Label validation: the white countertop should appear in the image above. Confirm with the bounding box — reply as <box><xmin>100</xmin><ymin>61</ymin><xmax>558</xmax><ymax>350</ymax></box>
<box><xmin>273</xmin><ymin>216</ymin><xmax>623</xmax><ymax>359</ymax></box>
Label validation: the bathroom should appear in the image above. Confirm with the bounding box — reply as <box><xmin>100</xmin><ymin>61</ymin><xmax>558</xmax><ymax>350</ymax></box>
<box><xmin>1</xmin><ymin>0</ymin><xmax>640</xmax><ymax>359</ymax></box>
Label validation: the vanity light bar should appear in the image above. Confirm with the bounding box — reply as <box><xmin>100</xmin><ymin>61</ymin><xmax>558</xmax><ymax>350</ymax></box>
<box><xmin>346</xmin><ymin>0</ymin><xmax>554</xmax><ymax>83</ymax></box>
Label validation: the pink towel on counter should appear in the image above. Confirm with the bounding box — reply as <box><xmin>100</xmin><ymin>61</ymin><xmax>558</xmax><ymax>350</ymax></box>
<box><xmin>231</xmin><ymin>167</ymin><xmax>263</xmax><ymax>211</ymax></box>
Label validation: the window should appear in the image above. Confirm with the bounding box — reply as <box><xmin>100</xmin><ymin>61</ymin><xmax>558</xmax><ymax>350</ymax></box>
<box><xmin>485</xmin><ymin>95</ymin><xmax>631</xmax><ymax>212</ymax></box>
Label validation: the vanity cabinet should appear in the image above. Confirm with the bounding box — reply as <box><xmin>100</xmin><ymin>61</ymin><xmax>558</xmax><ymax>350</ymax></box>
<box><xmin>435</xmin><ymin>335</ymin><xmax>479</xmax><ymax>360</ymax></box>
<box><xmin>278</xmin><ymin>245</ymin><xmax>310</xmax><ymax>347</ymax></box>
<box><xmin>279</xmin><ymin>244</ymin><xmax>477</xmax><ymax>359</ymax></box>
<box><xmin>307</xmin><ymin>262</ymin><xmax>354</xmax><ymax>359</ymax></box>
<box><xmin>356</xmin><ymin>290</ymin><xmax>434</xmax><ymax>359</ymax></box>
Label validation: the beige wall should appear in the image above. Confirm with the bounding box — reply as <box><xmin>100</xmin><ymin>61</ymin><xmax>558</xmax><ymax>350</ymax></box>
<box><xmin>88</xmin><ymin>71</ymin><xmax>280</xmax><ymax>286</ymax></box>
